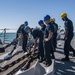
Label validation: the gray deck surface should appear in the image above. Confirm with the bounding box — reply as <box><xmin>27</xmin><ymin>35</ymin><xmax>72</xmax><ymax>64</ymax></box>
<box><xmin>55</xmin><ymin>36</ymin><xmax>75</xmax><ymax>75</ymax></box>
<box><xmin>0</xmin><ymin>36</ymin><xmax>75</xmax><ymax>75</ymax></box>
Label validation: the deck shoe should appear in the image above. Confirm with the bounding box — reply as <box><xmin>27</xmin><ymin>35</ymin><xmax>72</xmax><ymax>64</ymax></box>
<box><xmin>61</xmin><ymin>57</ymin><xmax>70</xmax><ymax>61</ymax></box>
<box><xmin>51</xmin><ymin>55</ymin><xmax>55</xmax><ymax>59</ymax></box>
<box><xmin>72</xmin><ymin>51</ymin><xmax>75</xmax><ymax>57</ymax></box>
<box><xmin>45</xmin><ymin>60</ymin><xmax>52</xmax><ymax>67</ymax></box>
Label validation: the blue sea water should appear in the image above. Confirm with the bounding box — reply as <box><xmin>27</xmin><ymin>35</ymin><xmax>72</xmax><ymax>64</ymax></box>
<box><xmin>0</xmin><ymin>33</ymin><xmax>16</xmax><ymax>43</ymax></box>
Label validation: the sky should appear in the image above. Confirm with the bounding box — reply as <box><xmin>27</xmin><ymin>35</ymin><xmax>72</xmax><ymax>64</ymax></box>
<box><xmin>0</xmin><ymin>0</ymin><xmax>75</xmax><ymax>32</ymax></box>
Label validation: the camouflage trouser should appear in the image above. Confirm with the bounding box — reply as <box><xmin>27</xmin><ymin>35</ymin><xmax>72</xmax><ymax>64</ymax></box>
<box><xmin>38</xmin><ymin>33</ymin><xmax>44</xmax><ymax>59</ymax></box>
<box><xmin>22</xmin><ymin>36</ymin><xmax>28</xmax><ymax>52</ymax></box>
<box><xmin>44</xmin><ymin>41</ymin><xmax>52</xmax><ymax>64</ymax></box>
<box><xmin>64</xmin><ymin>35</ymin><xmax>75</xmax><ymax>57</ymax></box>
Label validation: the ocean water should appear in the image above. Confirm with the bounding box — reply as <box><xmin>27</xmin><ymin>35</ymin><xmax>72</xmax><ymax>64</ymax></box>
<box><xmin>0</xmin><ymin>32</ymin><xmax>75</xmax><ymax>43</ymax></box>
<box><xmin>0</xmin><ymin>33</ymin><xmax>16</xmax><ymax>43</ymax></box>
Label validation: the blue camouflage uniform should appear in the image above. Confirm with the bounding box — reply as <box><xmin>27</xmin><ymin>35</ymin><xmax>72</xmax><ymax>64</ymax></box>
<box><xmin>41</xmin><ymin>24</ymin><xmax>46</xmax><ymax>32</ymax></box>
<box><xmin>22</xmin><ymin>26</ymin><xmax>29</xmax><ymax>52</ymax></box>
<box><xmin>32</xmin><ymin>28</ymin><xmax>44</xmax><ymax>59</ymax></box>
<box><xmin>44</xmin><ymin>22</ymin><xmax>54</xmax><ymax>64</ymax></box>
<box><xmin>52</xmin><ymin>22</ymin><xmax>58</xmax><ymax>50</ymax></box>
<box><xmin>64</xmin><ymin>18</ymin><xmax>75</xmax><ymax>57</ymax></box>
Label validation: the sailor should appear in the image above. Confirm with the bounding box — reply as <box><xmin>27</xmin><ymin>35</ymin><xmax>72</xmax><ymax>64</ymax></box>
<box><xmin>16</xmin><ymin>21</ymin><xmax>28</xmax><ymax>46</ymax></box>
<box><xmin>38</xmin><ymin>20</ymin><xmax>46</xmax><ymax>33</ymax></box>
<box><xmin>22</xmin><ymin>26</ymin><xmax>30</xmax><ymax>53</ymax></box>
<box><xmin>61</xmin><ymin>12</ymin><xmax>75</xmax><ymax>61</ymax></box>
<box><xmin>50</xmin><ymin>18</ymin><xmax>58</xmax><ymax>51</ymax></box>
<box><xmin>38</xmin><ymin>20</ymin><xmax>46</xmax><ymax>60</ymax></box>
<box><xmin>44</xmin><ymin>15</ymin><xmax>54</xmax><ymax>66</ymax></box>
<box><xmin>16</xmin><ymin>21</ymin><xmax>28</xmax><ymax>39</ymax></box>
<box><xmin>16</xmin><ymin>24</ymin><xmax>25</xmax><ymax>39</ymax></box>
<box><xmin>31</xmin><ymin>28</ymin><xmax>44</xmax><ymax>62</ymax></box>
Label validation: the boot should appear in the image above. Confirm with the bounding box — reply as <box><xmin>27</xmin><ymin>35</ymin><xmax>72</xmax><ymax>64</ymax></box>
<box><xmin>61</xmin><ymin>57</ymin><xmax>70</xmax><ymax>61</ymax></box>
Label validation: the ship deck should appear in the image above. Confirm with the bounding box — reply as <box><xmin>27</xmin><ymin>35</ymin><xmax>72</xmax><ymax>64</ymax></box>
<box><xmin>0</xmin><ymin>36</ymin><xmax>75</xmax><ymax>75</ymax></box>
